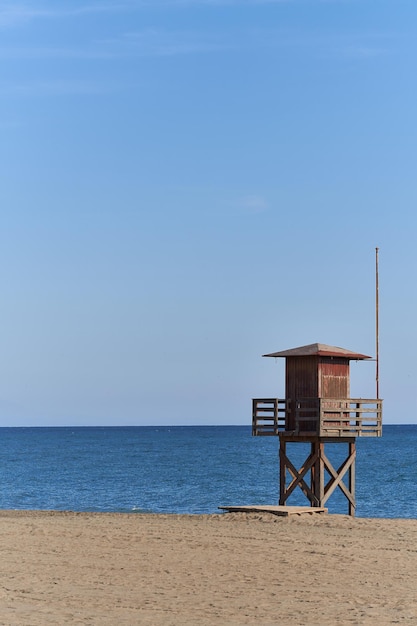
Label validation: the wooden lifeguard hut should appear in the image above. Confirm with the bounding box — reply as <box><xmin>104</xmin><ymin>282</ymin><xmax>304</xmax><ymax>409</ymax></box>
<box><xmin>252</xmin><ymin>343</ymin><xmax>383</xmax><ymax>515</ymax></box>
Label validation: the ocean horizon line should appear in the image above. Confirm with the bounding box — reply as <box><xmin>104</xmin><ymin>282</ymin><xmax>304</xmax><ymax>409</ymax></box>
<box><xmin>0</xmin><ymin>422</ymin><xmax>415</xmax><ymax>428</ymax></box>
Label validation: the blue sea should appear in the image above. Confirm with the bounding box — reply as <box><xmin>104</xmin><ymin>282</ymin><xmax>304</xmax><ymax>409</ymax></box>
<box><xmin>0</xmin><ymin>425</ymin><xmax>415</xmax><ymax>518</ymax></box>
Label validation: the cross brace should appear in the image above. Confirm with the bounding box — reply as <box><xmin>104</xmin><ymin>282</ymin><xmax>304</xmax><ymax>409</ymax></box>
<box><xmin>279</xmin><ymin>437</ymin><xmax>356</xmax><ymax>516</ymax></box>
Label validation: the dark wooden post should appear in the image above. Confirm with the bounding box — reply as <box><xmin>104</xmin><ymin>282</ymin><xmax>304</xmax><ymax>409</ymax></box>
<box><xmin>279</xmin><ymin>438</ymin><xmax>286</xmax><ymax>506</ymax></box>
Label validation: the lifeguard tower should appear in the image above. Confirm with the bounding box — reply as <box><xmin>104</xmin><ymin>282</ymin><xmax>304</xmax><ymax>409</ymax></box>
<box><xmin>252</xmin><ymin>343</ymin><xmax>383</xmax><ymax>515</ymax></box>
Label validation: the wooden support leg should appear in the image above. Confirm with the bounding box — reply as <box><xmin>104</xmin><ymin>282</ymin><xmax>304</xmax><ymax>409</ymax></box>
<box><xmin>311</xmin><ymin>441</ymin><xmax>325</xmax><ymax>508</ymax></box>
<box><xmin>321</xmin><ymin>441</ymin><xmax>356</xmax><ymax>516</ymax></box>
<box><xmin>349</xmin><ymin>441</ymin><xmax>356</xmax><ymax>517</ymax></box>
<box><xmin>310</xmin><ymin>442</ymin><xmax>316</xmax><ymax>504</ymax></box>
<box><xmin>279</xmin><ymin>440</ymin><xmax>320</xmax><ymax>507</ymax></box>
<box><xmin>279</xmin><ymin>438</ymin><xmax>286</xmax><ymax>505</ymax></box>
<box><xmin>279</xmin><ymin>438</ymin><xmax>356</xmax><ymax>515</ymax></box>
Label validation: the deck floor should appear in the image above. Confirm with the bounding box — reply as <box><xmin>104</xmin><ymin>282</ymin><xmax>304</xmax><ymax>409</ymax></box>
<box><xmin>218</xmin><ymin>505</ymin><xmax>327</xmax><ymax>517</ymax></box>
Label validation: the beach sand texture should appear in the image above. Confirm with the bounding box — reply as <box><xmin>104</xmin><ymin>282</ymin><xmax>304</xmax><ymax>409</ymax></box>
<box><xmin>0</xmin><ymin>510</ymin><xmax>416</xmax><ymax>625</ymax></box>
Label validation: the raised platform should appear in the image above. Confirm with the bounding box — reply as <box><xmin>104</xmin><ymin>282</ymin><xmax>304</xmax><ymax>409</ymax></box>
<box><xmin>218</xmin><ymin>505</ymin><xmax>327</xmax><ymax>517</ymax></box>
<box><xmin>252</xmin><ymin>397</ymin><xmax>382</xmax><ymax>438</ymax></box>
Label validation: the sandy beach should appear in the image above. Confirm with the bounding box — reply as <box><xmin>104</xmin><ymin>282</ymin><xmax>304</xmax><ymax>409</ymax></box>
<box><xmin>0</xmin><ymin>510</ymin><xmax>416</xmax><ymax>625</ymax></box>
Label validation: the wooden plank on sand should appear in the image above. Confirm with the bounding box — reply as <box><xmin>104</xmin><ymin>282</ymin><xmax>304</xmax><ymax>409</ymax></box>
<box><xmin>218</xmin><ymin>505</ymin><xmax>327</xmax><ymax>517</ymax></box>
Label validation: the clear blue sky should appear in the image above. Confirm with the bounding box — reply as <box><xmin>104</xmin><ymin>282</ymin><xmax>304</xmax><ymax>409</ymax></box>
<box><xmin>0</xmin><ymin>0</ymin><xmax>416</xmax><ymax>426</ymax></box>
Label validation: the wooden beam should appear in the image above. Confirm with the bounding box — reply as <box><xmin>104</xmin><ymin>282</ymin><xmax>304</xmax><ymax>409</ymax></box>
<box><xmin>278</xmin><ymin>436</ymin><xmax>357</xmax><ymax>515</ymax></box>
<box><xmin>321</xmin><ymin>448</ymin><xmax>356</xmax><ymax>506</ymax></box>
<box><xmin>279</xmin><ymin>443</ymin><xmax>320</xmax><ymax>506</ymax></box>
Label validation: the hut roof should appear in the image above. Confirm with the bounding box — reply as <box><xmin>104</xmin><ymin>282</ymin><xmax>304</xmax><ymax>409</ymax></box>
<box><xmin>263</xmin><ymin>343</ymin><xmax>371</xmax><ymax>360</ymax></box>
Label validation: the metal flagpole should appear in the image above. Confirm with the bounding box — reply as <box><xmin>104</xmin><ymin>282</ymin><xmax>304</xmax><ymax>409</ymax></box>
<box><xmin>375</xmin><ymin>247</ymin><xmax>379</xmax><ymax>399</ymax></box>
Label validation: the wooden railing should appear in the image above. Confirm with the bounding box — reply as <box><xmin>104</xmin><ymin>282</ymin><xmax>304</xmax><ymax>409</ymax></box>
<box><xmin>252</xmin><ymin>399</ymin><xmax>287</xmax><ymax>436</ymax></box>
<box><xmin>252</xmin><ymin>398</ymin><xmax>382</xmax><ymax>437</ymax></box>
